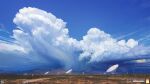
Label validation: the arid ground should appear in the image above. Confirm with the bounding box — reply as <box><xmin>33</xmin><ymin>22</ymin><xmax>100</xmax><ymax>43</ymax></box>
<box><xmin>0</xmin><ymin>74</ymin><xmax>149</xmax><ymax>84</ymax></box>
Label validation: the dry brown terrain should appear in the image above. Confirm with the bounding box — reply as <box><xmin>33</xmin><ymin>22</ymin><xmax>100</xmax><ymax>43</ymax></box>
<box><xmin>0</xmin><ymin>75</ymin><xmax>149</xmax><ymax>84</ymax></box>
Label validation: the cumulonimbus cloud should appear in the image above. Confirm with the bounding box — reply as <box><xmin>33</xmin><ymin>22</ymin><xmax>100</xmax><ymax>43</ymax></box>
<box><xmin>0</xmin><ymin>7</ymin><xmax>150</xmax><ymax>73</ymax></box>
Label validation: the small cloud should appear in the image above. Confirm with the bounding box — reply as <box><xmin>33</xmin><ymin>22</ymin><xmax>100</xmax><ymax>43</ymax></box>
<box><xmin>0</xmin><ymin>24</ymin><xmax>5</xmax><ymax>29</ymax></box>
<box><xmin>140</xmin><ymin>0</ymin><xmax>150</xmax><ymax>8</ymax></box>
<box><xmin>135</xmin><ymin>59</ymin><xmax>146</xmax><ymax>63</ymax></box>
<box><xmin>147</xmin><ymin>16</ymin><xmax>150</xmax><ymax>21</ymax></box>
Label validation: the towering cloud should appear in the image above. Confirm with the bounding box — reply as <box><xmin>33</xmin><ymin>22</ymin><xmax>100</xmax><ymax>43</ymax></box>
<box><xmin>79</xmin><ymin>28</ymin><xmax>140</xmax><ymax>62</ymax></box>
<box><xmin>0</xmin><ymin>7</ymin><xmax>150</xmax><ymax>73</ymax></box>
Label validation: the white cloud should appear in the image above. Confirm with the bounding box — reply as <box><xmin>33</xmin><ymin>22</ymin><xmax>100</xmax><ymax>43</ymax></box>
<box><xmin>79</xmin><ymin>28</ymin><xmax>140</xmax><ymax>62</ymax></box>
<box><xmin>135</xmin><ymin>59</ymin><xmax>146</xmax><ymax>63</ymax></box>
<box><xmin>0</xmin><ymin>7</ymin><xmax>150</xmax><ymax>72</ymax></box>
<box><xmin>0</xmin><ymin>42</ymin><xmax>25</xmax><ymax>53</ymax></box>
<box><xmin>12</xmin><ymin>7</ymin><xmax>79</xmax><ymax>69</ymax></box>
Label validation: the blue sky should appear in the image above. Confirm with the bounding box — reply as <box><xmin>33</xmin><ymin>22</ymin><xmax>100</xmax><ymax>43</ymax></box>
<box><xmin>0</xmin><ymin>0</ymin><xmax>150</xmax><ymax>74</ymax></box>
<box><xmin>0</xmin><ymin>0</ymin><xmax>150</xmax><ymax>40</ymax></box>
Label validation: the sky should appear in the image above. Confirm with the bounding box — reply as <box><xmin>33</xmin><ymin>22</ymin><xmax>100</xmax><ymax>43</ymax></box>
<box><xmin>0</xmin><ymin>0</ymin><xmax>150</xmax><ymax>74</ymax></box>
<box><xmin>0</xmin><ymin>0</ymin><xmax>150</xmax><ymax>40</ymax></box>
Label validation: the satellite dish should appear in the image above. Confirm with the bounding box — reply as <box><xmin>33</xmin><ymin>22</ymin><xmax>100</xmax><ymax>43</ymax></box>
<box><xmin>106</xmin><ymin>64</ymin><xmax>119</xmax><ymax>73</ymax></box>
<box><xmin>44</xmin><ymin>71</ymin><xmax>49</xmax><ymax>75</ymax></box>
<box><xmin>65</xmin><ymin>69</ymin><xmax>72</xmax><ymax>74</ymax></box>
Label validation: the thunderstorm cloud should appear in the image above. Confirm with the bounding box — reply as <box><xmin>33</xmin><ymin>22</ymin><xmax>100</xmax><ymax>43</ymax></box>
<box><xmin>0</xmin><ymin>7</ymin><xmax>150</xmax><ymax>73</ymax></box>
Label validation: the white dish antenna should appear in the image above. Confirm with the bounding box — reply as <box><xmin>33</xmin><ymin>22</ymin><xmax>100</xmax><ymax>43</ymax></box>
<box><xmin>106</xmin><ymin>64</ymin><xmax>119</xmax><ymax>73</ymax></box>
<box><xmin>44</xmin><ymin>71</ymin><xmax>49</xmax><ymax>75</ymax></box>
<box><xmin>65</xmin><ymin>69</ymin><xmax>72</xmax><ymax>74</ymax></box>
